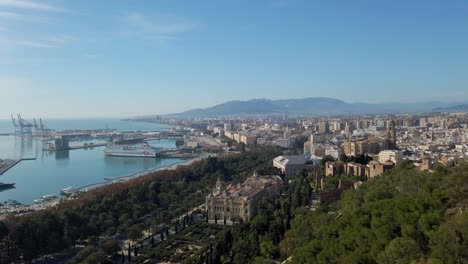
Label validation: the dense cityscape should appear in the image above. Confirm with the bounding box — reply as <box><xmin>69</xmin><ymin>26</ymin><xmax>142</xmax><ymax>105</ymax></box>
<box><xmin>2</xmin><ymin>0</ymin><xmax>468</xmax><ymax>263</ymax></box>
<box><xmin>1</xmin><ymin>110</ymin><xmax>467</xmax><ymax>263</ymax></box>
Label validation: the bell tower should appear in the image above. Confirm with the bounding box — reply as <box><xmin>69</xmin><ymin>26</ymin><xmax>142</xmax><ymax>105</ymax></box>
<box><xmin>387</xmin><ymin>120</ymin><xmax>397</xmax><ymax>149</ymax></box>
<box><xmin>214</xmin><ymin>176</ymin><xmax>223</xmax><ymax>195</ymax></box>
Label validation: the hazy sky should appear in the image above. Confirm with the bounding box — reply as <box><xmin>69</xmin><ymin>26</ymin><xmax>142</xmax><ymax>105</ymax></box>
<box><xmin>1</xmin><ymin>0</ymin><xmax>468</xmax><ymax>118</ymax></box>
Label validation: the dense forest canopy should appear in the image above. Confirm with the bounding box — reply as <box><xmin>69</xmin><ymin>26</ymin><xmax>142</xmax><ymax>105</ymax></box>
<box><xmin>287</xmin><ymin>161</ymin><xmax>468</xmax><ymax>263</ymax></box>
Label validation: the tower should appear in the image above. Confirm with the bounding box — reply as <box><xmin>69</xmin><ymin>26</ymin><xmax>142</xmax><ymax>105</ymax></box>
<box><xmin>387</xmin><ymin>120</ymin><xmax>397</xmax><ymax>149</ymax></box>
<box><xmin>284</xmin><ymin>128</ymin><xmax>291</xmax><ymax>139</ymax></box>
<box><xmin>214</xmin><ymin>176</ymin><xmax>223</xmax><ymax>195</ymax></box>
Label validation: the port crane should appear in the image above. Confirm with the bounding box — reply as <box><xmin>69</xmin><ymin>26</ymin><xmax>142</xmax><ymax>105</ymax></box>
<box><xmin>33</xmin><ymin>118</ymin><xmax>51</xmax><ymax>138</ymax></box>
<box><xmin>11</xmin><ymin>114</ymin><xmax>33</xmax><ymax>135</ymax></box>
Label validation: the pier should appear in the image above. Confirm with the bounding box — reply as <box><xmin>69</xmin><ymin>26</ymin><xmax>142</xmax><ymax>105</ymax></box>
<box><xmin>68</xmin><ymin>142</ymin><xmax>108</xmax><ymax>150</ymax></box>
<box><xmin>0</xmin><ymin>158</ymin><xmax>36</xmax><ymax>175</ymax></box>
<box><xmin>44</xmin><ymin>142</ymin><xmax>108</xmax><ymax>151</ymax></box>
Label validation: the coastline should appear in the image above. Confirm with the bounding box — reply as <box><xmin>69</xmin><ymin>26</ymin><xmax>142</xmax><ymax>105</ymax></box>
<box><xmin>0</xmin><ymin>154</ymin><xmax>212</xmax><ymax>219</ymax></box>
<box><xmin>72</xmin><ymin>154</ymin><xmax>211</xmax><ymax>193</ymax></box>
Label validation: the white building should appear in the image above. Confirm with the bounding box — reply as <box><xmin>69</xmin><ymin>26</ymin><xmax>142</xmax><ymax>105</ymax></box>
<box><xmin>273</xmin><ymin>155</ymin><xmax>320</xmax><ymax>180</ymax></box>
<box><xmin>325</xmin><ymin>148</ymin><xmax>342</xmax><ymax>159</ymax></box>
<box><xmin>455</xmin><ymin>144</ymin><xmax>467</xmax><ymax>153</ymax></box>
<box><xmin>378</xmin><ymin>150</ymin><xmax>403</xmax><ymax>164</ymax></box>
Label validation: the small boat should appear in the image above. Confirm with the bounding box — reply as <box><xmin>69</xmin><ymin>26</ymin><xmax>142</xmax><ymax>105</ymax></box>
<box><xmin>116</xmin><ymin>178</ymin><xmax>128</xmax><ymax>183</ymax></box>
<box><xmin>7</xmin><ymin>199</ymin><xmax>21</xmax><ymax>206</ymax></box>
<box><xmin>41</xmin><ymin>194</ymin><xmax>58</xmax><ymax>202</ymax></box>
<box><xmin>104</xmin><ymin>177</ymin><xmax>113</xmax><ymax>180</ymax></box>
<box><xmin>60</xmin><ymin>187</ymin><xmax>75</xmax><ymax>195</ymax></box>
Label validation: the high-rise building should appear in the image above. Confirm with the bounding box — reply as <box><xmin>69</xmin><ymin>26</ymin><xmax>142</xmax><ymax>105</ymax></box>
<box><xmin>318</xmin><ymin>121</ymin><xmax>329</xmax><ymax>134</ymax></box>
<box><xmin>344</xmin><ymin>122</ymin><xmax>353</xmax><ymax>134</ymax></box>
<box><xmin>224</xmin><ymin>123</ymin><xmax>232</xmax><ymax>131</ymax></box>
<box><xmin>419</xmin><ymin>117</ymin><xmax>427</xmax><ymax>128</ymax></box>
<box><xmin>387</xmin><ymin>120</ymin><xmax>397</xmax><ymax>149</ymax></box>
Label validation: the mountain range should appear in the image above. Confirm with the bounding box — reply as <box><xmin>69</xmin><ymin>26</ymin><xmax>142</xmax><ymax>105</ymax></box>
<box><xmin>160</xmin><ymin>97</ymin><xmax>467</xmax><ymax>118</ymax></box>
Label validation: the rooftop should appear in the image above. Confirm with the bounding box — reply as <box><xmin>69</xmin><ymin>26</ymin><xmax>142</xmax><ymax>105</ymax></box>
<box><xmin>211</xmin><ymin>174</ymin><xmax>283</xmax><ymax>200</ymax></box>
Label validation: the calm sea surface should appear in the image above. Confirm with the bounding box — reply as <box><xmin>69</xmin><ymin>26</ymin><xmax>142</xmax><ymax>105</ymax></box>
<box><xmin>0</xmin><ymin>118</ymin><xmax>184</xmax><ymax>204</ymax></box>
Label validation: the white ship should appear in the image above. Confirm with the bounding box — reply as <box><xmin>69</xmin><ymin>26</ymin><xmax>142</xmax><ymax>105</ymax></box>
<box><xmin>60</xmin><ymin>187</ymin><xmax>75</xmax><ymax>195</ymax></box>
<box><xmin>104</xmin><ymin>142</ymin><xmax>162</xmax><ymax>158</ymax></box>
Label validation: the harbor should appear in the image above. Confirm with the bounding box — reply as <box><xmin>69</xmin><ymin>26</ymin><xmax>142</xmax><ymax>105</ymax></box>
<box><xmin>0</xmin><ymin>118</ymin><xmax>186</xmax><ymax>205</ymax></box>
<box><xmin>0</xmin><ymin>154</ymin><xmax>209</xmax><ymax>220</ymax></box>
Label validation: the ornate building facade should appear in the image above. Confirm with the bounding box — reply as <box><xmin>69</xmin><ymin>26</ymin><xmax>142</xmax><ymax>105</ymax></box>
<box><xmin>206</xmin><ymin>172</ymin><xmax>283</xmax><ymax>224</ymax></box>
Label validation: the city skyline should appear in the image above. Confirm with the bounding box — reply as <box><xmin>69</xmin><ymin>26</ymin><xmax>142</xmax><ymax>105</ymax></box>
<box><xmin>1</xmin><ymin>0</ymin><xmax>468</xmax><ymax>118</ymax></box>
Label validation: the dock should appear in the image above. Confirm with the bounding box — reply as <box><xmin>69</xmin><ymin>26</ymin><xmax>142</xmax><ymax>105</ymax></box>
<box><xmin>160</xmin><ymin>152</ymin><xmax>199</xmax><ymax>158</ymax></box>
<box><xmin>0</xmin><ymin>158</ymin><xmax>36</xmax><ymax>175</ymax></box>
<box><xmin>44</xmin><ymin>142</ymin><xmax>108</xmax><ymax>151</ymax></box>
<box><xmin>68</xmin><ymin>142</ymin><xmax>108</xmax><ymax>150</ymax></box>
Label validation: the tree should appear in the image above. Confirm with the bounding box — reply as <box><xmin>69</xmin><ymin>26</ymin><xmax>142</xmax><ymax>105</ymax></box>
<box><xmin>236</xmin><ymin>142</ymin><xmax>246</xmax><ymax>152</ymax></box>
<box><xmin>101</xmin><ymin>239</ymin><xmax>120</xmax><ymax>257</ymax></box>
<box><xmin>259</xmin><ymin>236</ymin><xmax>277</xmax><ymax>259</ymax></box>
<box><xmin>377</xmin><ymin>237</ymin><xmax>423</xmax><ymax>264</ymax></box>
<box><xmin>430</xmin><ymin>212</ymin><xmax>468</xmax><ymax>263</ymax></box>
<box><xmin>67</xmin><ymin>245</ymin><xmax>98</xmax><ymax>264</ymax></box>
<box><xmin>81</xmin><ymin>251</ymin><xmax>109</xmax><ymax>264</ymax></box>
<box><xmin>128</xmin><ymin>225</ymin><xmax>143</xmax><ymax>247</ymax></box>
<box><xmin>320</xmin><ymin>155</ymin><xmax>335</xmax><ymax>166</ymax></box>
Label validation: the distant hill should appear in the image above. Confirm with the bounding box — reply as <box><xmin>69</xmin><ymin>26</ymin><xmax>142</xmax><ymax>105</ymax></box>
<box><xmin>160</xmin><ymin>97</ymin><xmax>466</xmax><ymax>118</ymax></box>
<box><xmin>433</xmin><ymin>104</ymin><xmax>468</xmax><ymax>112</ymax></box>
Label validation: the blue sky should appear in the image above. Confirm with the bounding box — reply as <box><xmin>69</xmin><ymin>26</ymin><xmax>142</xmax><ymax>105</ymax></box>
<box><xmin>1</xmin><ymin>0</ymin><xmax>467</xmax><ymax>118</ymax></box>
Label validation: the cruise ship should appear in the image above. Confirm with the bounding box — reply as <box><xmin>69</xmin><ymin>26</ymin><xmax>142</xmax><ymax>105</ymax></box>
<box><xmin>104</xmin><ymin>142</ymin><xmax>162</xmax><ymax>158</ymax></box>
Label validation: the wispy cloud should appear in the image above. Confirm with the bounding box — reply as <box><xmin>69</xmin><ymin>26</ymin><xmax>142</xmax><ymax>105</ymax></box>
<box><xmin>0</xmin><ymin>0</ymin><xmax>68</xmax><ymax>13</ymax></box>
<box><xmin>0</xmin><ymin>11</ymin><xmax>26</xmax><ymax>21</ymax></box>
<box><xmin>122</xmin><ymin>12</ymin><xmax>197</xmax><ymax>41</ymax></box>
<box><xmin>15</xmin><ymin>40</ymin><xmax>58</xmax><ymax>48</ymax></box>
<box><xmin>0</xmin><ymin>34</ymin><xmax>75</xmax><ymax>49</ymax></box>
<box><xmin>46</xmin><ymin>34</ymin><xmax>74</xmax><ymax>44</ymax></box>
